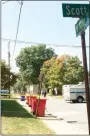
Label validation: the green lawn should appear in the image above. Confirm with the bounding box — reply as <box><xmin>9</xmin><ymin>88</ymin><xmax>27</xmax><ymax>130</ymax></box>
<box><xmin>2</xmin><ymin>99</ymin><xmax>55</xmax><ymax>135</ymax></box>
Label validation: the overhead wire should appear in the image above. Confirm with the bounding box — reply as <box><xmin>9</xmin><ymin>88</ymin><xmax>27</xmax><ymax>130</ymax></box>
<box><xmin>2</xmin><ymin>0</ymin><xmax>21</xmax><ymax>5</ymax></box>
<box><xmin>1</xmin><ymin>37</ymin><xmax>89</xmax><ymax>48</ymax></box>
<box><xmin>11</xmin><ymin>0</ymin><xmax>23</xmax><ymax>61</ymax></box>
<box><xmin>2</xmin><ymin>0</ymin><xmax>10</xmax><ymax>5</ymax></box>
<box><xmin>2</xmin><ymin>0</ymin><xmax>89</xmax><ymax>61</ymax></box>
<box><xmin>17</xmin><ymin>0</ymin><xmax>22</xmax><ymax>5</ymax></box>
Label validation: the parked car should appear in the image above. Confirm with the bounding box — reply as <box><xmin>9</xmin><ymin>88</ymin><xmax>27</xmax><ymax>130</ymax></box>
<box><xmin>0</xmin><ymin>90</ymin><xmax>9</xmax><ymax>94</ymax></box>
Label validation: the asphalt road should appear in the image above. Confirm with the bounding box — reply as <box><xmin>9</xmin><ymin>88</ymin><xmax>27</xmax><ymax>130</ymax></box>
<box><xmin>46</xmin><ymin>97</ymin><xmax>88</xmax><ymax>133</ymax></box>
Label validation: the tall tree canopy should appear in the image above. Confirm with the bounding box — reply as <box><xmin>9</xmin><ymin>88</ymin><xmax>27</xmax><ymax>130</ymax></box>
<box><xmin>12</xmin><ymin>74</ymin><xmax>27</xmax><ymax>94</ymax></box>
<box><xmin>1</xmin><ymin>60</ymin><xmax>17</xmax><ymax>90</ymax></box>
<box><xmin>16</xmin><ymin>44</ymin><xmax>56</xmax><ymax>84</ymax></box>
<box><xmin>41</xmin><ymin>55</ymin><xmax>84</xmax><ymax>91</ymax></box>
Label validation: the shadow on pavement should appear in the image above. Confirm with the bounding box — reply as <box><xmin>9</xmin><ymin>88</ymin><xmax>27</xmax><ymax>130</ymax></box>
<box><xmin>39</xmin><ymin>114</ymin><xmax>64</xmax><ymax>121</ymax></box>
<box><xmin>66</xmin><ymin>101</ymin><xmax>86</xmax><ymax>104</ymax></box>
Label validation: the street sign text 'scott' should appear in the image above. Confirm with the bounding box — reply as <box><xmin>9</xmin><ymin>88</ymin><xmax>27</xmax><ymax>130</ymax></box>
<box><xmin>62</xmin><ymin>4</ymin><xmax>90</xmax><ymax>17</ymax></box>
<box><xmin>62</xmin><ymin>3</ymin><xmax>90</xmax><ymax>135</ymax></box>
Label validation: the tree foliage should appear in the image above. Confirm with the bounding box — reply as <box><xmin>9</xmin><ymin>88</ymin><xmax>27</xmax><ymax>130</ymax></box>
<box><xmin>16</xmin><ymin>44</ymin><xmax>56</xmax><ymax>84</ymax></box>
<box><xmin>63</xmin><ymin>56</ymin><xmax>84</xmax><ymax>84</ymax></box>
<box><xmin>13</xmin><ymin>74</ymin><xmax>27</xmax><ymax>94</ymax></box>
<box><xmin>1</xmin><ymin>60</ymin><xmax>17</xmax><ymax>90</ymax></box>
<box><xmin>41</xmin><ymin>55</ymin><xmax>84</xmax><ymax>92</ymax></box>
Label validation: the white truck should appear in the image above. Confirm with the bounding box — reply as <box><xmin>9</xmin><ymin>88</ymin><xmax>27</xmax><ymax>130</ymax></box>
<box><xmin>62</xmin><ymin>82</ymin><xmax>86</xmax><ymax>103</ymax></box>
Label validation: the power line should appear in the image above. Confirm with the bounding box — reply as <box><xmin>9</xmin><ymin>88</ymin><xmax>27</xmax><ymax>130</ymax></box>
<box><xmin>17</xmin><ymin>0</ymin><xmax>22</xmax><ymax>5</ymax></box>
<box><xmin>1</xmin><ymin>37</ymin><xmax>89</xmax><ymax>48</ymax></box>
<box><xmin>2</xmin><ymin>0</ymin><xmax>10</xmax><ymax>4</ymax></box>
<box><xmin>11</xmin><ymin>0</ymin><xmax>23</xmax><ymax>61</ymax></box>
<box><xmin>2</xmin><ymin>0</ymin><xmax>22</xmax><ymax>5</ymax></box>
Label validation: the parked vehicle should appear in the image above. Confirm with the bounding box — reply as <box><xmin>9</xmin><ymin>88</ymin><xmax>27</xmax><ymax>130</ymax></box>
<box><xmin>0</xmin><ymin>90</ymin><xmax>9</xmax><ymax>94</ymax></box>
<box><xmin>62</xmin><ymin>82</ymin><xmax>86</xmax><ymax>103</ymax></box>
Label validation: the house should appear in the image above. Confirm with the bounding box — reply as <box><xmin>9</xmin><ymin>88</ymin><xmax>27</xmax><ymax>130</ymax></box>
<box><xmin>27</xmin><ymin>85</ymin><xmax>47</xmax><ymax>94</ymax></box>
<box><xmin>29</xmin><ymin>85</ymin><xmax>39</xmax><ymax>94</ymax></box>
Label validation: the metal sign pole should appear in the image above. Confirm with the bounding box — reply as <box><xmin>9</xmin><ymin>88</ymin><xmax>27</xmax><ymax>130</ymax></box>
<box><xmin>81</xmin><ymin>31</ymin><xmax>90</xmax><ymax>134</ymax></box>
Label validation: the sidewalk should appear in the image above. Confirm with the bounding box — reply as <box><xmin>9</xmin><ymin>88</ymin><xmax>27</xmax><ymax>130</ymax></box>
<box><xmin>17</xmin><ymin>99</ymin><xmax>88</xmax><ymax>135</ymax></box>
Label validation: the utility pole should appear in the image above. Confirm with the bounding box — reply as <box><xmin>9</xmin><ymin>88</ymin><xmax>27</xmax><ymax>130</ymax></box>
<box><xmin>81</xmin><ymin>31</ymin><xmax>90</xmax><ymax>134</ymax></box>
<box><xmin>8</xmin><ymin>41</ymin><xmax>10</xmax><ymax>98</ymax></box>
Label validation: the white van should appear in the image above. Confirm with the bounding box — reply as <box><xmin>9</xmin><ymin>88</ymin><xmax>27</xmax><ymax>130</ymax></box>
<box><xmin>62</xmin><ymin>83</ymin><xmax>86</xmax><ymax>103</ymax></box>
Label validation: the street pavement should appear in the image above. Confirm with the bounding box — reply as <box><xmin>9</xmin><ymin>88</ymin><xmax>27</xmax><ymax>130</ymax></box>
<box><xmin>46</xmin><ymin>97</ymin><xmax>88</xmax><ymax>133</ymax></box>
<box><xmin>17</xmin><ymin>98</ymin><xmax>88</xmax><ymax>134</ymax></box>
<box><xmin>17</xmin><ymin>96</ymin><xmax>89</xmax><ymax>134</ymax></box>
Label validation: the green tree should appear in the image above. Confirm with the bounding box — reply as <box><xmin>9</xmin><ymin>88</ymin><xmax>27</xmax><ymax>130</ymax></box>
<box><xmin>41</xmin><ymin>55</ymin><xmax>84</xmax><ymax>94</ymax></box>
<box><xmin>13</xmin><ymin>73</ymin><xmax>28</xmax><ymax>94</ymax></box>
<box><xmin>1</xmin><ymin>60</ymin><xmax>17</xmax><ymax>90</ymax></box>
<box><xmin>41</xmin><ymin>55</ymin><xmax>69</xmax><ymax>94</ymax></box>
<box><xmin>63</xmin><ymin>56</ymin><xmax>84</xmax><ymax>84</ymax></box>
<box><xmin>16</xmin><ymin>44</ymin><xmax>56</xmax><ymax>84</ymax></box>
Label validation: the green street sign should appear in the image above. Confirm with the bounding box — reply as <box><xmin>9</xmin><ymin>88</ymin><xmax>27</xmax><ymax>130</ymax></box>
<box><xmin>75</xmin><ymin>15</ymin><xmax>90</xmax><ymax>37</ymax></box>
<box><xmin>62</xmin><ymin>3</ymin><xmax>90</xmax><ymax>17</ymax></box>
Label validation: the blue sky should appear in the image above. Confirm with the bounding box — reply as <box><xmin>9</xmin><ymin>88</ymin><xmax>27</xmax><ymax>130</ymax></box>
<box><xmin>2</xmin><ymin>1</ymin><xmax>89</xmax><ymax>72</ymax></box>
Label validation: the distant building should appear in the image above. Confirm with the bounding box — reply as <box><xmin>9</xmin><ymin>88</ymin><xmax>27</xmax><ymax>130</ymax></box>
<box><xmin>27</xmin><ymin>85</ymin><xmax>47</xmax><ymax>94</ymax></box>
<box><xmin>29</xmin><ymin>85</ymin><xmax>39</xmax><ymax>94</ymax></box>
